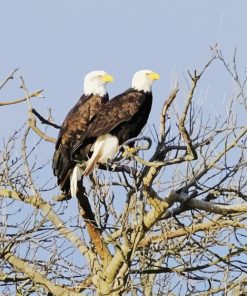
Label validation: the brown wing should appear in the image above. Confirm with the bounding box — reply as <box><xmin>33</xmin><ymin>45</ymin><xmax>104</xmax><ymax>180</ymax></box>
<box><xmin>73</xmin><ymin>88</ymin><xmax>152</xmax><ymax>157</ymax></box>
<box><xmin>52</xmin><ymin>93</ymin><xmax>108</xmax><ymax>194</ymax></box>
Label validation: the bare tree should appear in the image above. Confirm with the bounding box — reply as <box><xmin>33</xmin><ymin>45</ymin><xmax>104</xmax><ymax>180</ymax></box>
<box><xmin>0</xmin><ymin>48</ymin><xmax>247</xmax><ymax>296</ymax></box>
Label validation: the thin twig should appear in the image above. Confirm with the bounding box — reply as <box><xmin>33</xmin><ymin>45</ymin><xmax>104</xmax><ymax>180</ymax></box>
<box><xmin>32</xmin><ymin>108</ymin><xmax>61</xmax><ymax>129</ymax></box>
<box><xmin>159</xmin><ymin>85</ymin><xmax>179</xmax><ymax>142</ymax></box>
<box><xmin>0</xmin><ymin>89</ymin><xmax>44</xmax><ymax>106</ymax></box>
<box><xmin>0</xmin><ymin>68</ymin><xmax>19</xmax><ymax>90</ymax></box>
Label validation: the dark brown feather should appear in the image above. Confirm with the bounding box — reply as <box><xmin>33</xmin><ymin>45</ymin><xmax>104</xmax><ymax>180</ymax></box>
<box><xmin>52</xmin><ymin>93</ymin><xmax>109</xmax><ymax>194</ymax></box>
<box><xmin>72</xmin><ymin>88</ymin><xmax>152</xmax><ymax>160</ymax></box>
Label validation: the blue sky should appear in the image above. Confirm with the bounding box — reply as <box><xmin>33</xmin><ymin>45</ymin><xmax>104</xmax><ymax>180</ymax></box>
<box><xmin>1</xmin><ymin>1</ymin><xmax>246</xmax><ymax>132</ymax></box>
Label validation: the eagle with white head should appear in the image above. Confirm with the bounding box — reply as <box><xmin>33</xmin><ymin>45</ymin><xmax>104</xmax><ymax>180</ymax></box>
<box><xmin>52</xmin><ymin>70</ymin><xmax>114</xmax><ymax>198</ymax></box>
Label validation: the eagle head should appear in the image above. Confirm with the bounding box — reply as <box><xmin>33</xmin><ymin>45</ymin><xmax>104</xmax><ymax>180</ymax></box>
<box><xmin>132</xmin><ymin>70</ymin><xmax>160</xmax><ymax>93</ymax></box>
<box><xmin>84</xmin><ymin>70</ymin><xmax>114</xmax><ymax>96</ymax></box>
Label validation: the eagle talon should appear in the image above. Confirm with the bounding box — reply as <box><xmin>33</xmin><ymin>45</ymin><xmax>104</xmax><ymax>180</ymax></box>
<box><xmin>122</xmin><ymin>146</ymin><xmax>137</xmax><ymax>158</ymax></box>
<box><xmin>74</xmin><ymin>161</ymin><xmax>86</xmax><ymax>169</ymax></box>
<box><xmin>127</xmin><ymin>147</ymin><xmax>137</xmax><ymax>154</ymax></box>
<box><xmin>106</xmin><ymin>158</ymin><xmax>115</xmax><ymax>167</ymax></box>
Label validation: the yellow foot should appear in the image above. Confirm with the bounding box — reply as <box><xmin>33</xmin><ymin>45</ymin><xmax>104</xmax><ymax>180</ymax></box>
<box><xmin>127</xmin><ymin>147</ymin><xmax>137</xmax><ymax>154</ymax></box>
<box><xmin>122</xmin><ymin>146</ymin><xmax>136</xmax><ymax>158</ymax></box>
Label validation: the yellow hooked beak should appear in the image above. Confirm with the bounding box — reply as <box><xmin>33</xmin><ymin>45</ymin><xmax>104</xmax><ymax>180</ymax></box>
<box><xmin>149</xmin><ymin>72</ymin><xmax>160</xmax><ymax>81</ymax></box>
<box><xmin>102</xmin><ymin>74</ymin><xmax>114</xmax><ymax>83</ymax></box>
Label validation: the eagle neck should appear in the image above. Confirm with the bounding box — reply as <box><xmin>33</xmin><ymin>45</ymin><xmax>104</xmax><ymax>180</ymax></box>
<box><xmin>132</xmin><ymin>85</ymin><xmax>151</xmax><ymax>93</ymax></box>
<box><xmin>84</xmin><ymin>85</ymin><xmax>106</xmax><ymax>97</ymax></box>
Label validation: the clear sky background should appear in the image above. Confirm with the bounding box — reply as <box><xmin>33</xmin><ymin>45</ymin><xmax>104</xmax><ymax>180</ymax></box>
<box><xmin>0</xmin><ymin>0</ymin><xmax>246</xmax><ymax>183</ymax></box>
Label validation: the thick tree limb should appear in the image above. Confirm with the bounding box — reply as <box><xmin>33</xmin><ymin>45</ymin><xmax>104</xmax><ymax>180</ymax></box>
<box><xmin>143</xmin><ymin>189</ymin><xmax>177</xmax><ymax>229</ymax></box>
<box><xmin>175</xmin><ymin>193</ymin><xmax>247</xmax><ymax>215</ymax></box>
<box><xmin>76</xmin><ymin>182</ymin><xmax>112</xmax><ymax>268</ymax></box>
<box><xmin>139</xmin><ymin>218</ymin><xmax>247</xmax><ymax>247</ymax></box>
<box><xmin>0</xmin><ymin>189</ymin><xmax>100</xmax><ymax>274</ymax></box>
<box><xmin>2</xmin><ymin>250</ymin><xmax>83</xmax><ymax>296</ymax></box>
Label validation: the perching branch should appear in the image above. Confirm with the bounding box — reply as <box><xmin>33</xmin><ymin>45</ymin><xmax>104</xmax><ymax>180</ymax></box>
<box><xmin>2</xmin><ymin>249</ymin><xmax>83</xmax><ymax>296</ymax></box>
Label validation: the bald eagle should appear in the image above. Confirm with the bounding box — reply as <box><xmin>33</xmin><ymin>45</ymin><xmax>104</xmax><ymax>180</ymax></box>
<box><xmin>71</xmin><ymin>70</ymin><xmax>159</xmax><ymax>192</ymax></box>
<box><xmin>52</xmin><ymin>71</ymin><xmax>114</xmax><ymax>197</ymax></box>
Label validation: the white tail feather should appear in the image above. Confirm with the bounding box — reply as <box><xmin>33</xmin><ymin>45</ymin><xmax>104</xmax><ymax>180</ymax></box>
<box><xmin>70</xmin><ymin>165</ymin><xmax>83</xmax><ymax>197</ymax></box>
<box><xmin>84</xmin><ymin>139</ymin><xmax>104</xmax><ymax>176</ymax></box>
<box><xmin>84</xmin><ymin>154</ymin><xmax>100</xmax><ymax>176</ymax></box>
<box><xmin>84</xmin><ymin>134</ymin><xmax>119</xmax><ymax>176</ymax></box>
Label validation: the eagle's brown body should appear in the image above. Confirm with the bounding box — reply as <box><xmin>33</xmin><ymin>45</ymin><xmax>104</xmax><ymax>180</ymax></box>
<box><xmin>52</xmin><ymin>93</ymin><xmax>109</xmax><ymax>195</ymax></box>
<box><xmin>72</xmin><ymin>88</ymin><xmax>152</xmax><ymax>162</ymax></box>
